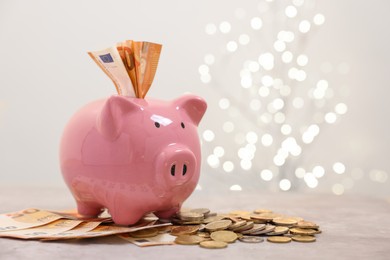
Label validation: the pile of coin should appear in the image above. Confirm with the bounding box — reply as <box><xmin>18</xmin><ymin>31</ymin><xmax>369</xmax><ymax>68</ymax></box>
<box><xmin>160</xmin><ymin>208</ymin><xmax>321</xmax><ymax>249</ymax></box>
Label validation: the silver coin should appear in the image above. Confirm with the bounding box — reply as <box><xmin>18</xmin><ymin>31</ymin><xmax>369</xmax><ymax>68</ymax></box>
<box><xmin>239</xmin><ymin>235</ymin><xmax>264</xmax><ymax>243</ymax></box>
<box><xmin>241</xmin><ymin>224</ymin><xmax>266</xmax><ymax>234</ymax></box>
<box><xmin>250</xmin><ymin>224</ymin><xmax>275</xmax><ymax>235</ymax></box>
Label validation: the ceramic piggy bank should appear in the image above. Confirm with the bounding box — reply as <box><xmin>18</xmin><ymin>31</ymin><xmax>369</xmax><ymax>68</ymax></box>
<box><xmin>60</xmin><ymin>94</ymin><xmax>207</xmax><ymax>225</ymax></box>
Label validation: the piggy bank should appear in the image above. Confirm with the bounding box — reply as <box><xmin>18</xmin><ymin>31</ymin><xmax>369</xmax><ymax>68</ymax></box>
<box><xmin>59</xmin><ymin>94</ymin><xmax>207</xmax><ymax>225</ymax></box>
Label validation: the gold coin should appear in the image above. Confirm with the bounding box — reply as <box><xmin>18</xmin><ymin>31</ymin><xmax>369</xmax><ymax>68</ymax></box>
<box><xmin>295</xmin><ymin>220</ymin><xmax>319</xmax><ymax>229</ymax></box>
<box><xmin>267</xmin><ymin>236</ymin><xmax>292</xmax><ymax>243</ymax></box>
<box><xmin>204</xmin><ymin>212</ymin><xmax>217</xmax><ymax>218</ymax></box>
<box><xmin>266</xmin><ymin>226</ymin><xmax>289</xmax><ymax>236</ymax></box>
<box><xmin>129</xmin><ymin>228</ymin><xmax>159</xmax><ymax>238</ymax></box>
<box><xmin>239</xmin><ymin>235</ymin><xmax>264</xmax><ymax>243</ymax></box>
<box><xmin>197</xmin><ymin>232</ymin><xmax>210</xmax><ymax>238</ymax></box>
<box><xmin>250</xmin><ymin>224</ymin><xmax>275</xmax><ymax>235</ymax></box>
<box><xmin>199</xmin><ymin>240</ymin><xmax>228</xmax><ymax>249</ymax></box>
<box><xmin>229</xmin><ymin>210</ymin><xmax>251</xmax><ymax>216</ymax></box>
<box><xmin>240</xmin><ymin>214</ymin><xmax>253</xmax><ymax>221</ymax></box>
<box><xmin>241</xmin><ymin>224</ymin><xmax>266</xmax><ymax>234</ymax></box>
<box><xmin>292</xmin><ymin>235</ymin><xmax>316</xmax><ymax>243</ymax></box>
<box><xmin>170</xmin><ymin>225</ymin><xmax>200</xmax><ymax>236</ymax></box>
<box><xmin>252</xmin><ymin>220</ymin><xmax>269</xmax><ymax>224</ymax></box>
<box><xmin>226</xmin><ymin>215</ymin><xmax>241</xmax><ymax>223</ymax></box>
<box><xmin>156</xmin><ymin>225</ymin><xmax>172</xmax><ymax>233</ymax></box>
<box><xmin>289</xmin><ymin>227</ymin><xmax>317</xmax><ymax>236</ymax></box>
<box><xmin>203</xmin><ymin>215</ymin><xmax>225</xmax><ymax>224</ymax></box>
<box><xmin>285</xmin><ymin>216</ymin><xmax>304</xmax><ymax>222</ymax></box>
<box><xmin>205</xmin><ymin>220</ymin><xmax>232</xmax><ymax>232</ymax></box>
<box><xmin>253</xmin><ymin>209</ymin><xmax>273</xmax><ymax>214</ymax></box>
<box><xmin>174</xmin><ymin>235</ymin><xmax>204</xmax><ymax>245</ymax></box>
<box><xmin>230</xmin><ymin>221</ymin><xmax>254</xmax><ymax>232</ymax></box>
<box><xmin>178</xmin><ymin>212</ymin><xmax>204</xmax><ymax>222</ymax></box>
<box><xmin>210</xmin><ymin>230</ymin><xmax>238</xmax><ymax>243</ymax></box>
<box><xmin>250</xmin><ymin>213</ymin><xmax>280</xmax><ymax>222</ymax></box>
<box><xmin>172</xmin><ymin>218</ymin><xmax>203</xmax><ymax>225</ymax></box>
<box><xmin>228</xmin><ymin>220</ymin><xmax>247</xmax><ymax>230</ymax></box>
<box><xmin>190</xmin><ymin>208</ymin><xmax>210</xmax><ymax>216</ymax></box>
<box><xmin>273</xmin><ymin>218</ymin><xmax>298</xmax><ymax>226</ymax></box>
<box><xmin>184</xmin><ymin>221</ymin><xmax>204</xmax><ymax>225</ymax></box>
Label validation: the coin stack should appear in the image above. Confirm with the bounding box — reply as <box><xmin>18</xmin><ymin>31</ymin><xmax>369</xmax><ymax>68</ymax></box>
<box><xmin>160</xmin><ymin>208</ymin><xmax>321</xmax><ymax>249</ymax></box>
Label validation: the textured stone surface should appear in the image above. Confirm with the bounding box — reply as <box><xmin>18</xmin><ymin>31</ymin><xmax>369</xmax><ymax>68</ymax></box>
<box><xmin>1</xmin><ymin>185</ymin><xmax>390</xmax><ymax>260</ymax></box>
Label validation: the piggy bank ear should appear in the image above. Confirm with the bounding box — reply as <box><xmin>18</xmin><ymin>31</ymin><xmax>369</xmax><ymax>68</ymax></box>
<box><xmin>174</xmin><ymin>94</ymin><xmax>207</xmax><ymax>126</ymax></box>
<box><xmin>97</xmin><ymin>95</ymin><xmax>141</xmax><ymax>141</ymax></box>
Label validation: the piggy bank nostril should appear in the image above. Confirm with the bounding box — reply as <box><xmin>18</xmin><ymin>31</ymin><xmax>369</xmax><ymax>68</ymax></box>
<box><xmin>182</xmin><ymin>164</ymin><xmax>187</xmax><ymax>176</ymax></box>
<box><xmin>170</xmin><ymin>165</ymin><xmax>176</xmax><ymax>176</ymax></box>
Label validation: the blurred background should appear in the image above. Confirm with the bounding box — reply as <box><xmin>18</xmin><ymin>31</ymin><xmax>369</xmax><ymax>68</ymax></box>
<box><xmin>0</xmin><ymin>0</ymin><xmax>389</xmax><ymax>198</ymax></box>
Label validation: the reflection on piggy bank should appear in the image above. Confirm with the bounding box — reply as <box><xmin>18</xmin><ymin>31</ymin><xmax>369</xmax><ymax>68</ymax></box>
<box><xmin>60</xmin><ymin>94</ymin><xmax>207</xmax><ymax>225</ymax></box>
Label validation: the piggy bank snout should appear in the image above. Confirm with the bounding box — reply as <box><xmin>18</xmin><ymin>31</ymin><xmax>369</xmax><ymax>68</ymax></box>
<box><xmin>157</xmin><ymin>146</ymin><xmax>196</xmax><ymax>186</ymax></box>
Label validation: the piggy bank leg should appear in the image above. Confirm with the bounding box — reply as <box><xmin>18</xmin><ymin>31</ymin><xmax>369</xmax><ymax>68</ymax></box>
<box><xmin>109</xmin><ymin>208</ymin><xmax>144</xmax><ymax>226</ymax></box>
<box><xmin>76</xmin><ymin>201</ymin><xmax>103</xmax><ymax>217</ymax></box>
<box><xmin>154</xmin><ymin>205</ymin><xmax>181</xmax><ymax>219</ymax></box>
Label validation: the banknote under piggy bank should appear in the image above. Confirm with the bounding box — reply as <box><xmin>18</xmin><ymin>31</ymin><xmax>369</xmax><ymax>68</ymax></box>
<box><xmin>60</xmin><ymin>94</ymin><xmax>207</xmax><ymax>225</ymax></box>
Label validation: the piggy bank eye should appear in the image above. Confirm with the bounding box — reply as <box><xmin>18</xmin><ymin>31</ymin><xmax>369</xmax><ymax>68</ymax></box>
<box><xmin>154</xmin><ymin>122</ymin><xmax>161</xmax><ymax>128</ymax></box>
<box><xmin>181</xmin><ymin>122</ymin><xmax>185</xmax><ymax>129</ymax></box>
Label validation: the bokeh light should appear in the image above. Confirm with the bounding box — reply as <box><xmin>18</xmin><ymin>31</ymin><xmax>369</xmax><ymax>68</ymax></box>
<box><xmin>199</xmin><ymin>3</ymin><xmax>363</xmax><ymax>195</ymax></box>
<box><xmin>219</xmin><ymin>21</ymin><xmax>231</xmax><ymax>33</ymax></box>
<box><xmin>251</xmin><ymin>17</ymin><xmax>263</xmax><ymax>30</ymax></box>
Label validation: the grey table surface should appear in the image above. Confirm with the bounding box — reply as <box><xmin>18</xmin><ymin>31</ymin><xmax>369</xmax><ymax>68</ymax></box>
<box><xmin>0</xmin><ymin>185</ymin><xmax>389</xmax><ymax>260</ymax></box>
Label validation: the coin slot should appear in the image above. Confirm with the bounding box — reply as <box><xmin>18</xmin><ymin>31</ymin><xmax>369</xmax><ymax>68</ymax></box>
<box><xmin>170</xmin><ymin>164</ymin><xmax>176</xmax><ymax>176</ymax></box>
<box><xmin>182</xmin><ymin>164</ymin><xmax>187</xmax><ymax>176</ymax></box>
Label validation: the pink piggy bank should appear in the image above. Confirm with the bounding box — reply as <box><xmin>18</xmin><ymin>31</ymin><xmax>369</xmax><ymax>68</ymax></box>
<box><xmin>60</xmin><ymin>94</ymin><xmax>207</xmax><ymax>225</ymax></box>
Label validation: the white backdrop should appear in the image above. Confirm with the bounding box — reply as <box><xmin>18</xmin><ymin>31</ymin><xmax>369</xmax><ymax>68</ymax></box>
<box><xmin>0</xmin><ymin>0</ymin><xmax>389</xmax><ymax>198</ymax></box>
